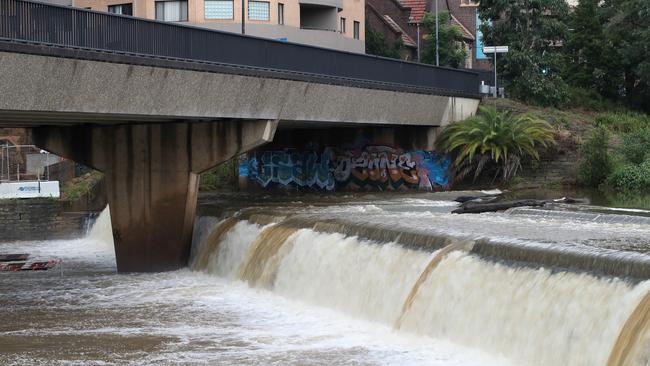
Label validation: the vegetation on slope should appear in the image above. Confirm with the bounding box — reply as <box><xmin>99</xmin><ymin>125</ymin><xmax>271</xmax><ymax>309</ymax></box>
<box><xmin>437</xmin><ymin>105</ymin><xmax>555</xmax><ymax>184</ymax></box>
<box><xmin>60</xmin><ymin>170</ymin><xmax>103</xmax><ymax>201</ymax></box>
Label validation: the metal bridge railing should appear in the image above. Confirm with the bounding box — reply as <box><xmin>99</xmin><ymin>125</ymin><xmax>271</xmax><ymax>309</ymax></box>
<box><xmin>0</xmin><ymin>0</ymin><xmax>479</xmax><ymax>97</ymax></box>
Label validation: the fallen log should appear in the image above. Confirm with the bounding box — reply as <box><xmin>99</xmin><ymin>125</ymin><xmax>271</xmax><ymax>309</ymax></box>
<box><xmin>0</xmin><ymin>254</ymin><xmax>29</xmax><ymax>262</ymax></box>
<box><xmin>452</xmin><ymin>199</ymin><xmax>546</xmax><ymax>214</ymax></box>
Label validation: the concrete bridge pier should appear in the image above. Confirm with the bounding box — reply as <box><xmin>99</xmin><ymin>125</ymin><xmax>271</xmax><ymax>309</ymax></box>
<box><xmin>32</xmin><ymin>120</ymin><xmax>277</xmax><ymax>272</ymax></box>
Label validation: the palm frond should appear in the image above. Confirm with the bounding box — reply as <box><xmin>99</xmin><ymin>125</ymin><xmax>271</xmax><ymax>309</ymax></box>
<box><xmin>436</xmin><ymin>105</ymin><xmax>556</xmax><ymax>184</ymax></box>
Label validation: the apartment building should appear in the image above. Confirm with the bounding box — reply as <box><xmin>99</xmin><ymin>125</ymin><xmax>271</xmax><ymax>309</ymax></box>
<box><xmin>56</xmin><ymin>0</ymin><xmax>364</xmax><ymax>52</ymax></box>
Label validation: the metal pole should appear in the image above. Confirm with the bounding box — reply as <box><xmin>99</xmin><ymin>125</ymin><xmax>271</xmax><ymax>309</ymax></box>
<box><xmin>241</xmin><ymin>0</ymin><xmax>245</xmax><ymax>34</ymax></box>
<box><xmin>493</xmin><ymin>52</ymin><xmax>497</xmax><ymax>98</ymax></box>
<box><xmin>435</xmin><ymin>0</ymin><xmax>439</xmax><ymax>66</ymax></box>
<box><xmin>0</xmin><ymin>144</ymin><xmax>4</xmax><ymax>181</ymax></box>
<box><xmin>46</xmin><ymin>152</ymin><xmax>50</xmax><ymax>181</ymax></box>
<box><xmin>417</xmin><ymin>23</ymin><xmax>420</xmax><ymax>62</ymax></box>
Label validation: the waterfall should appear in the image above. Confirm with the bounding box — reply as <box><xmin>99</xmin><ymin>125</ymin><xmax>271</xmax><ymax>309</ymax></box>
<box><xmin>86</xmin><ymin>206</ymin><xmax>113</xmax><ymax>245</ymax></box>
<box><xmin>191</xmin><ymin>217</ymin><xmax>650</xmax><ymax>366</ymax></box>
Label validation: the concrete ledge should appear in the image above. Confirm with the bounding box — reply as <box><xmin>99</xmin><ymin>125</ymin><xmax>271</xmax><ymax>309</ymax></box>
<box><xmin>0</xmin><ymin>40</ymin><xmax>477</xmax><ymax>98</ymax></box>
<box><xmin>0</xmin><ymin>48</ymin><xmax>479</xmax><ymax>128</ymax></box>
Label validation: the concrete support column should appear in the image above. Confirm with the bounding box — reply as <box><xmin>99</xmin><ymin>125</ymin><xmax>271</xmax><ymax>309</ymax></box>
<box><xmin>33</xmin><ymin>120</ymin><xmax>277</xmax><ymax>272</ymax></box>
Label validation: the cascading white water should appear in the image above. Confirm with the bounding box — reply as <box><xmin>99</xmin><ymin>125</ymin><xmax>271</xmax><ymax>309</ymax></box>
<box><xmin>202</xmin><ymin>220</ymin><xmax>265</xmax><ymax>279</ymax></box>
<box><xmin>191</xmin><ymin>218</ymin><xmax>650</xmax><ymax>366</ymax></box>
<box><xmin>399</xmin><ymin>251</ymin><xmax>650</xmax><ymax>366</ymax></box>
<box><xmin>87</xmin><ymin>206</ymin><xmax>114</xmax><ymax>248</ymax></box>
<box><xmin>273</xmin><ymin>229</ymin><xmax>434</xmax><ymax>323</ymax></box>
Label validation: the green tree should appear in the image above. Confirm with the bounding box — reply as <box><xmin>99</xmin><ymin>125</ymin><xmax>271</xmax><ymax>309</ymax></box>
<box><xmin>437</xmin><ymin>106</ymin><xmax>555</xmax><ymax>184</ymax></box>
<box><xmin>601</xmin><ymin>0</ymin><xmax>650</xmax><ymax>113</ymax></box>
<box><xmin>365</xmin><ymin>24</ymin><xmax>404</xmax><ymax>59</ymax></box>
<box><xmin>420</xmin><ymin>11</ymin><xmax>467</xmax><ymax>68</ymax></box>
<box><xmin>563</xmin><ymin>0</ymin><xmax>623</xmax><ymax>99</ymax></box>
<box><xmin>479</xmin><ymin>0</ymin><xmax>570</xmax><ymax>106</ymax></box>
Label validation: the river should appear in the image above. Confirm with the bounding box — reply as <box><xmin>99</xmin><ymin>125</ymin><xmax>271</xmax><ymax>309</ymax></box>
<box><xmin>1</xmin><ymin>191</ymin><xmax>649</xmax><ymax>365</ymax></box>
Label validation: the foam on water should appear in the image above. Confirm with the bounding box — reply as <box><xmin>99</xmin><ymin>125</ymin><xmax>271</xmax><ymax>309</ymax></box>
<box><xmin>1</xmin><ymin>206</ymin><xmax>509</xmax><ymax>365</ymax></box>
<box><xmin>4</xmin><ymin>195</ymin><xmax>650</xmax><ymax>366</ymax></box>
<box><xmin>192</xmin><ymin>209</ymin><xmax>650</xmax><ymax>366</ymax></box>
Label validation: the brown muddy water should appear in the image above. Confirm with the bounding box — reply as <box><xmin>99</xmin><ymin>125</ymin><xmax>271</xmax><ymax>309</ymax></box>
<box><xmin>1</xmin><ymin>191</ymin><xmax>650</xmax><ymax>365</ymax></box>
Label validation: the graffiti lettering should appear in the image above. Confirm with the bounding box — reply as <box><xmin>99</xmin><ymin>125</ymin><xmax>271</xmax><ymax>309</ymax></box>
<box><xmin>241</xmin><ymin>144</ymin><xmax>450</xmax><ymax>191</ymax></box>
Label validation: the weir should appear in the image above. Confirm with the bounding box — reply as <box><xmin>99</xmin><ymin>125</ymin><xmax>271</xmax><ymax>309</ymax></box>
<box><xmin>190</xmin><ymin>214</ymin><xmax>650</xmax><ymax>366</ymax></box>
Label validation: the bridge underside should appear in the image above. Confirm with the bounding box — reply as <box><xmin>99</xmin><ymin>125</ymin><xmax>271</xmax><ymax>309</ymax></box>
<box><xmin>32</xmin><ymin>120</ymin><xmax>277</xmax><ymax>272</ymax></box>
<box><xmin>0</xmin><ymin>49</ymin><xmax>479</xmax><ymax>272</ymax></box>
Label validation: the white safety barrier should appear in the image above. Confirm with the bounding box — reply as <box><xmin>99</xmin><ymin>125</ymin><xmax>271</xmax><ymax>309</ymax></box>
<box><xmin>0</xmin><ymin>181</ymin><xmax>60</xmax><ymax>199</ymax></box>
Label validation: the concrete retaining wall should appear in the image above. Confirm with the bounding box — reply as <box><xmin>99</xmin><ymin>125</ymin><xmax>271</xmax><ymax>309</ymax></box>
<box><xmin>0</xmin><ymin>199</ymin><xmax>95</xmax><ymax>241</ymax></box>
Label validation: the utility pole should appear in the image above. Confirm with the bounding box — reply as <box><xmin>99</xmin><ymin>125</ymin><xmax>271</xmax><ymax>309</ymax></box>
<box><xmin>435</xmin><ymin>0</ymin><xmax>439</xmax><ymax>66</ymax></box>
<box><xmin>241</xmin><ymin>0</ymin><xmax>245</xmax><ymax>34</ymax></box>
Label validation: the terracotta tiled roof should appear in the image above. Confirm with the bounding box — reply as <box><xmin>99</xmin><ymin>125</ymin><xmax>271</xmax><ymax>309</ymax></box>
<box><xmin>382</xmin><ymin>15</ymin><xmax>418</xmax><ymax>47</ymax></box>
<box><xmin>399</xmin><ymin>0</ymin><xmax>427</xmax><ymax>23</ymax></box>
<box><xmin>451</xmin><ymin>14</ymin><xmax>475</xmax><ymax>40</ymax></box>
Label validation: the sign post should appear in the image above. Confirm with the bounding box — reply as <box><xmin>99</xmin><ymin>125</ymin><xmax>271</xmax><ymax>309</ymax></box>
<box><xmin>483</xmin><ymin>46</ymin><xmax>509</xmax><ymax>98</ymax></box>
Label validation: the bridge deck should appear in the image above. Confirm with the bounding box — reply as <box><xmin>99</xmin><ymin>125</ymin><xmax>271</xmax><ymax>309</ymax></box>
<box><xmin>0</xmin><ymin>0</ymin><xmax>479</xmax><ymax>98</ymax></box>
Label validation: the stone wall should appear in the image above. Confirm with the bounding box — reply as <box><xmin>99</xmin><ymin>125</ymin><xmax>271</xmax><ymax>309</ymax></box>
<box><xmin>519</xmin><ymin>138</ymin><xmax>581</xmax><ymax>186</ymax></box>
<box><xmin>0</xmin><ymin>199</ymin><xmax>96</xmax><ymax>241</ymax></box>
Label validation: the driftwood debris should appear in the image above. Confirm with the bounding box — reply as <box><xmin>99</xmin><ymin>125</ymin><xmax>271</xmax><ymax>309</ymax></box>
<box><xmin>452</xmin><ymin>199</ymin><xmax>546</xmax><ymax>214</ymax></box>
<box><xmin>0</xmin><ymin>254</ymin><xmax>29</xmax><ymax>262</ymax></box>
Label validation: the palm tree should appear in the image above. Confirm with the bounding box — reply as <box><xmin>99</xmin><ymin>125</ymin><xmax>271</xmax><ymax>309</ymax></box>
<box><xmin>437</xmin><ymin>106</ymin><xmax>555</xmax><ymax>184</ymax></box>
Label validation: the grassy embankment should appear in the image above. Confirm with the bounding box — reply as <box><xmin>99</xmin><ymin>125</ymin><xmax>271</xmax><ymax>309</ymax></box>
<box><xmin>59</xmin><ymin>170</ymin><xmax>103</xmax><ymax>201</ymax></box>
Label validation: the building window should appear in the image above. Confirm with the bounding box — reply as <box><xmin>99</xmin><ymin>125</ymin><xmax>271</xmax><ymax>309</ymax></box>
<box><xmin>353</xmin><ymin>21</ymin><xmax>359</xmax><ymax>39</ymax></box>
<box><xmin>340</xmin><ymin>17</ymin><xmax>346</xmax><ymax>33</ymax></box>
<box><xmin>248</xmin><ymin>1</ymin><xmax>270</xmax><ymax>21</ymax></box>
<box><xmin>278</xmin><ymin>3</ymin><xmax>284</xmax><ymax>25</ymax></box>
<box><xmin>155</xmin><ymin>0</ymin><xmax>188</xmax><ymax>22</ymax></box>
<box><xmin>108</xmin><ymin>3</ymin><xmax>133</xmax><ymax>15</ymax></box>
<box><xmin>205</xmin><ymin>0</ymin><xmax>233</xmax><ymax>19</ymax></box>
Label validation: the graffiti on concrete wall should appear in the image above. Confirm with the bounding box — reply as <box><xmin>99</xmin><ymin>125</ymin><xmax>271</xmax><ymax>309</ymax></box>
<box><xmin>243</xmin><ymin>149</ymin><xmax>335</xmax><ymax>190</ymax></box>
<box><xmin>240</xmin><ymin>144</ymin><xmax>450</xmax><ymax>191</ymax></box>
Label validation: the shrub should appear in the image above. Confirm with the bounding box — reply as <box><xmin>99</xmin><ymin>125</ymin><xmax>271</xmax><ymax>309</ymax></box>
<box><xmin>437</xmin><ymin>105</ymin><xmax>555</xmax><ymax>184</ymax></box>
<box><xmin>566</xmin><ymin>87</ymin><xmax>619</xmax><ymax>111</ymax></box>
<box><xmin>606</xmin><ymin>160</ymin><xmax>650</xmax><ymax>193</ymax></box>
<box><xmin>61</xmin><ymin>171</ymin><xmax>103</xmax><ymax>201</ymax></box>
<box><xmin>618</xmin><ymin>129</ymin><xmax>650</xmax><ymax>165</ymax></box>
<box><xmin>578</xmin><ymin>127</ymin><xmax>612</xmax><ymax>187</ymax></box>
<box><xmin>595</xmin><ymin>112</ymin><xmax>650</xmax><ymax>133</ymax></box>
<box><xmin>200</xmin><ymin>159</ymin><xmax>239</xmax><ymax>191</ymax></box>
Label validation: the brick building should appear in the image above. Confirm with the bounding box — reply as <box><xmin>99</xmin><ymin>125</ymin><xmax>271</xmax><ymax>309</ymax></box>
<box><xmin>366</xmin><ymin>0</ymin><xmax>492</xmax><ymax>70</ymax></box>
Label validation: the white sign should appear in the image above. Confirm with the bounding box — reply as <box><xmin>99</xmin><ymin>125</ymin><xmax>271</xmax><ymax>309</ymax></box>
<box><xmin>483</xmin><ymin>46</ymin><xmax>509</xmax><ymax>54</ymax></box>
<box><xmin>0</xmin><ymin>181</ymin><xmax>60</xmax><ymax>199</ymax></box>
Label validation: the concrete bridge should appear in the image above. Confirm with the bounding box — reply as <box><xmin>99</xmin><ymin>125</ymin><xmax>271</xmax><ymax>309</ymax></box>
<box><xmin>0</xmin><ymin>0</ymin><xmax>480</xmax><ymax>272</ymax></box>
